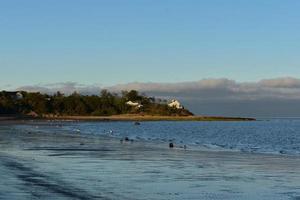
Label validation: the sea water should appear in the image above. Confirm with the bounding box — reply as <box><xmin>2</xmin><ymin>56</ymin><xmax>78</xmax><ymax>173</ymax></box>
<box><xmin>1</xmin><ymin>119</ymin><xmax>300</xmax><ymax>200</ymax></box>
<box><xmin>21</xmin><ymin>119</ymin><xmax>300</xmax><ymax>156</ymax></box>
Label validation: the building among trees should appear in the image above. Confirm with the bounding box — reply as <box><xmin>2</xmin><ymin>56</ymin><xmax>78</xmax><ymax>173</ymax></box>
<box><xmin>168</xmin><ymin>99</ymin><xmax>183</xmax><ymax>109</ymax></box>
<box><xmin>126</xmin><ymin>101</ymin><xmax>143</xmax><ymax>108</ymax></box>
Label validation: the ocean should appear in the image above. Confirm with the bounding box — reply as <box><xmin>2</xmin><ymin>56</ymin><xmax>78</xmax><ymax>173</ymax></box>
<box><xmin>0</xmin><ymin>119</ymin><xmax>300</xmax><ymax>199</ymax></box>
<box><xmin>17</xmin><ymin>119</ymin><xmax>300</xmax><ymax>156</ymax></box>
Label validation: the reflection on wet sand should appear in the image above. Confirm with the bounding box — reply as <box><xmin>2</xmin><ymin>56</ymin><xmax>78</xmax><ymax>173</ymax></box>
<box><xmin>0</xmin><ymin>122</ymin><xmax>300</xmax><ymax>200</ymax></box>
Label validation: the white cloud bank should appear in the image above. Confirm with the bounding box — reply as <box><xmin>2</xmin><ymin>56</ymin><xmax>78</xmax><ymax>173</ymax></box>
<box><xmin>14</xmin><ymin>77</ymin><xmax>300</xmax><ymax>117</ymax></box>
<box><xmin>108</xmin><ymin>77</ymin><xmax>300</xmax><ymax>100</ymax></box>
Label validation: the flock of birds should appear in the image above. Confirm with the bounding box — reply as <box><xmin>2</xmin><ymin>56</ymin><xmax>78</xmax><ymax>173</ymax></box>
<box><xmin>112</xmin><ymin>122</ymin><xmax>188</xmax><ymax>150</ymax></box>
<box><xmin>23</xmin><ymin>119</ymin><xmax>189</xmax><ymax>150</ymax></box>
<box><xmin>31</xmin><ymin>121</ymin><xmax>188</xmax><ymax>150</ymax></box>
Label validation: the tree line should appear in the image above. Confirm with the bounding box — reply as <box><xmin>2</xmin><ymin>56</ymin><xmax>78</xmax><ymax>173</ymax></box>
<box><xmin>0</xmin><ymin>90</ymin><xmax>193</xmax><ymax>116</ymax></box>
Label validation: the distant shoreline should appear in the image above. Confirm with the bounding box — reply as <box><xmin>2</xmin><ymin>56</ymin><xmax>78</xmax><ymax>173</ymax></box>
<box><xmin>0</xmin><ymin>114</ymin><xmax>255</xmax><ymax>122</ymax></box>
<box><xmin>41</xmin><ymin>114</ymin><xmax>256</xmax><ymax>121</ymax></box>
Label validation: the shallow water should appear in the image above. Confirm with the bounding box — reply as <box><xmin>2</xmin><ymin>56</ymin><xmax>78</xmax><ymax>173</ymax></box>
<box><xmin>17</xmin><ymin>119</ymin><xmax>300</xmax><ymax>155</ymax></box>
<box><xmin>0</xmin><ymin>120</ymin><xmax>300</xmax><ymax>199</ymax></box>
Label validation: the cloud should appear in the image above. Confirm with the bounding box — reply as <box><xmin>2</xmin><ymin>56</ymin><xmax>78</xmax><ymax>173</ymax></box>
<box><xmin>17</xmin><ymin>82</ymin><xmax>102</xmax><ymax>95</ymax></box>
<box><xmin>108</xmin><ymin>77</ymin><xmax>300</xmax><ymax>100</ymax></box>
<box><xmin>259</xmin><ymin>77</ymin><xmax>300</xmax><ymax>88</ymax></box>
<box><xmin>12</xmin><ymin>77</ymin><xmax>300</xmax><ymax>117</ymax></box>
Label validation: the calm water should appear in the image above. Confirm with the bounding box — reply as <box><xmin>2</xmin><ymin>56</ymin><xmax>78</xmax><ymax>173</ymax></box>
<box><xmin>0</xmin><ymin>119</ymin><xmax>300</xmax><ymax>200</ymax></box>
<box><xmin>25</xmin><ymin>119</ymin><xmax>300</xmax><ymax>156</ymax></box>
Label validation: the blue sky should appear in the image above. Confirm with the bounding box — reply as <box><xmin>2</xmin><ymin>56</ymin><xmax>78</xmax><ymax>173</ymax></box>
<box><xmin>1</xmin><ymin>0</ymin><xmax>300</xmax><ymax>88</ymax></box>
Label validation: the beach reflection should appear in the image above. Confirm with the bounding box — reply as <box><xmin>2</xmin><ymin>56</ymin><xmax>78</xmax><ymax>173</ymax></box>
<box><xmin>0</xmin><ymin>122</ymin><xmax>300</xmax><ymax>200</ymax></box>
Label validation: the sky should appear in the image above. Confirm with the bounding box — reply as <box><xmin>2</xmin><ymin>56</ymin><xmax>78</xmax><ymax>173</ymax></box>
<box><xmin>1</xmin><ymin>0</ymin><xmax>300</xmax><ymax>116</ymax></box>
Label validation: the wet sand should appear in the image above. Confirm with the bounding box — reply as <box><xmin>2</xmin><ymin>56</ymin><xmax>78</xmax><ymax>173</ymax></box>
<box><xmin>0</xmin><ymin>121</ymin><xmax>299</xmax><ymax>200</ymax></box>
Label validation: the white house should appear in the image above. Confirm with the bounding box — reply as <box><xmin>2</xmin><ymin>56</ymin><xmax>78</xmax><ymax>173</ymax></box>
<box><xmin>168</xmin><ymin>99</ymin><xmax>183</xmax><ymax>109</ymax></box>
<box><xmin>16</xmin><ymin>92</ymin><xmax>23</xmax><ymax>100</ymax></box>
<box><xmin>126</xmin><ymin>101</ymin><xmax>143</xmax><ymax>108</ymax></box>
<box><xmin>4</xmin><ymin>91</ymin><xmax>23</xmax><ymax>100</ymax></box>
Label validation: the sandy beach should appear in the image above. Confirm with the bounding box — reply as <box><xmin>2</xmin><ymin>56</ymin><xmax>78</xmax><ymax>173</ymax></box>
<box><xmin>0</xmin><ymin>120</ymin><xmax>299</xmax><ymax>200</ymax></box>
<box><xmin>2</xmin><ymin>0</ymin><xmax>300</xmax><ymax>199</ymax></box>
